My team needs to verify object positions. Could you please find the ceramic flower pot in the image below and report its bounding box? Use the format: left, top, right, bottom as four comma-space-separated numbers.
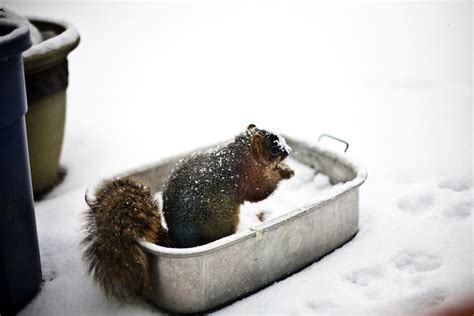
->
23, 17, 79, 197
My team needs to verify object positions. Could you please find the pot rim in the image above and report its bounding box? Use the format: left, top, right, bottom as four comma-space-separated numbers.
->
23, 16, 80, 75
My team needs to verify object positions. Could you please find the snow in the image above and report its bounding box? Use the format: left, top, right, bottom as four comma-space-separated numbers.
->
274, 133, 292, 154
2, 1, 472, 315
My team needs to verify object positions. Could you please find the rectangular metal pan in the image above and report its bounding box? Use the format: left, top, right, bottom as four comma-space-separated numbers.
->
85, 136, 367, 313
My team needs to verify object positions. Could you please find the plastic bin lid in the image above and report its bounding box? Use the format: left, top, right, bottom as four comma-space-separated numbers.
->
0, 8, 32, 61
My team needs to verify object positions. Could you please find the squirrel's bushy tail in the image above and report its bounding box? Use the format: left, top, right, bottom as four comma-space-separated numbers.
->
81, 178, 163, 300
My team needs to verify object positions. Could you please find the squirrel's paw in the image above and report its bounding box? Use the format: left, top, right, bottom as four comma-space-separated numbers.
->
276, 163, 295, 180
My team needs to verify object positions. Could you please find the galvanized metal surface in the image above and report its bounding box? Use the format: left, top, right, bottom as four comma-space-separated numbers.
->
85, 137, 367, 313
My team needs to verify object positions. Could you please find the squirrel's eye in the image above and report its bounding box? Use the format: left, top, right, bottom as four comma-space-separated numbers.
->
271, 147, 280, 155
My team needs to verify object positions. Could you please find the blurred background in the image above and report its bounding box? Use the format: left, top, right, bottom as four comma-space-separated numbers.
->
5, 1, 472, 182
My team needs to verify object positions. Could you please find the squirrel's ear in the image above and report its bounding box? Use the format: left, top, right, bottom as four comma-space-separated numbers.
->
250, 133, 262, 151
251, 133, 262, 142
250, 133, 264, 159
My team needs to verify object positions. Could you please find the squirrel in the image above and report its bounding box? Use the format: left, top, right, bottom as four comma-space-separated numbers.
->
81, 124, 294, 300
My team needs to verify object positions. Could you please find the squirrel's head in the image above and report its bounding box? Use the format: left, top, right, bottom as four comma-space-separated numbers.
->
246, 124, 292, 164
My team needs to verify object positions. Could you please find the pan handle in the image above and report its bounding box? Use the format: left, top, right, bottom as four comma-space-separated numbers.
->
318, 134, 349, 153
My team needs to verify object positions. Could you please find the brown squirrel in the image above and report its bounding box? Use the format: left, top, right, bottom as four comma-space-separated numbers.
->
81, 124, 294, 300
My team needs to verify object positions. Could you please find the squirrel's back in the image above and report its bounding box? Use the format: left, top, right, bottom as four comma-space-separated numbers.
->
163, 139, 249, 247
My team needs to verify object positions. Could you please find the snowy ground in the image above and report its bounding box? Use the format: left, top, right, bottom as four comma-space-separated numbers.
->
3, 1, 473, 315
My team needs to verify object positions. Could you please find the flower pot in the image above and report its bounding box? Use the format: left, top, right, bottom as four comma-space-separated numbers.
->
0, 9, 42, 313
23, 17, 79, 196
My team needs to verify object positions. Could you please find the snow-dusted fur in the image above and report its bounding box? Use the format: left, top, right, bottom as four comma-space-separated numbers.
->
164, 124, 293, 247
82, 179, 162, 300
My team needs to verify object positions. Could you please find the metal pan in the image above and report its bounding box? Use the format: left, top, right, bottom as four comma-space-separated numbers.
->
85, 136, 367, 313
